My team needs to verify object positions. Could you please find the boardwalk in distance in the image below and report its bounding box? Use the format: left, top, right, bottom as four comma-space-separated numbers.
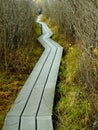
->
3, 15, 63, 130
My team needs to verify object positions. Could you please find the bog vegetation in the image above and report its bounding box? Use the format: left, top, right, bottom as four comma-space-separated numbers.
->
0, 0, 98, 130
41, 0, 98, 129
0, 0, 43, 129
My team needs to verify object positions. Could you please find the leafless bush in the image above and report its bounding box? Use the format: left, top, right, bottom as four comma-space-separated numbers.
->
42, 0, 98, 88
0, 0, 36, 71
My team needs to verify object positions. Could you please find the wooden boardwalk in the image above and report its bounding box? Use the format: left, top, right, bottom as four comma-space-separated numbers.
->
3, 15, 63, 130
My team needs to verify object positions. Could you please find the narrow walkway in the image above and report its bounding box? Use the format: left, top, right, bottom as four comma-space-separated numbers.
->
3, 15, 63, 130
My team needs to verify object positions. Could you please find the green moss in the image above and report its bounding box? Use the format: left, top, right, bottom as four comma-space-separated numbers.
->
65, 46, 79, 84
35, 23, 42, 36
55, 84, 91, 130
54, 45, 92, 129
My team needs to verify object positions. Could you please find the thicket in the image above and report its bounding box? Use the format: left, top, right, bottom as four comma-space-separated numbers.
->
0, 0, 37, 73
41, 0, 98, 129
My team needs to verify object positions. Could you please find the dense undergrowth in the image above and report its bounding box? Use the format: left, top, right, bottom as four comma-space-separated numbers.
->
42, 17, 94, 130
41, 2, 98, 129
0, 23, 43, 130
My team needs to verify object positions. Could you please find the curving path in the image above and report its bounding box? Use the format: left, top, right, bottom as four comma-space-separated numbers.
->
3, 15, 63, 130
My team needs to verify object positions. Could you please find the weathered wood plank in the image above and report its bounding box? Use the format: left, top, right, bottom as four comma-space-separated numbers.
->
22, 48, 56, 116
37, 116, 53, 130
20, 117, 35, 130
3, 117, 19, 130
37, 48, 63, 116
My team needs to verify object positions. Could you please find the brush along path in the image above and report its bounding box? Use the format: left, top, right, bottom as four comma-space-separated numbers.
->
3, 15, 63, 130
